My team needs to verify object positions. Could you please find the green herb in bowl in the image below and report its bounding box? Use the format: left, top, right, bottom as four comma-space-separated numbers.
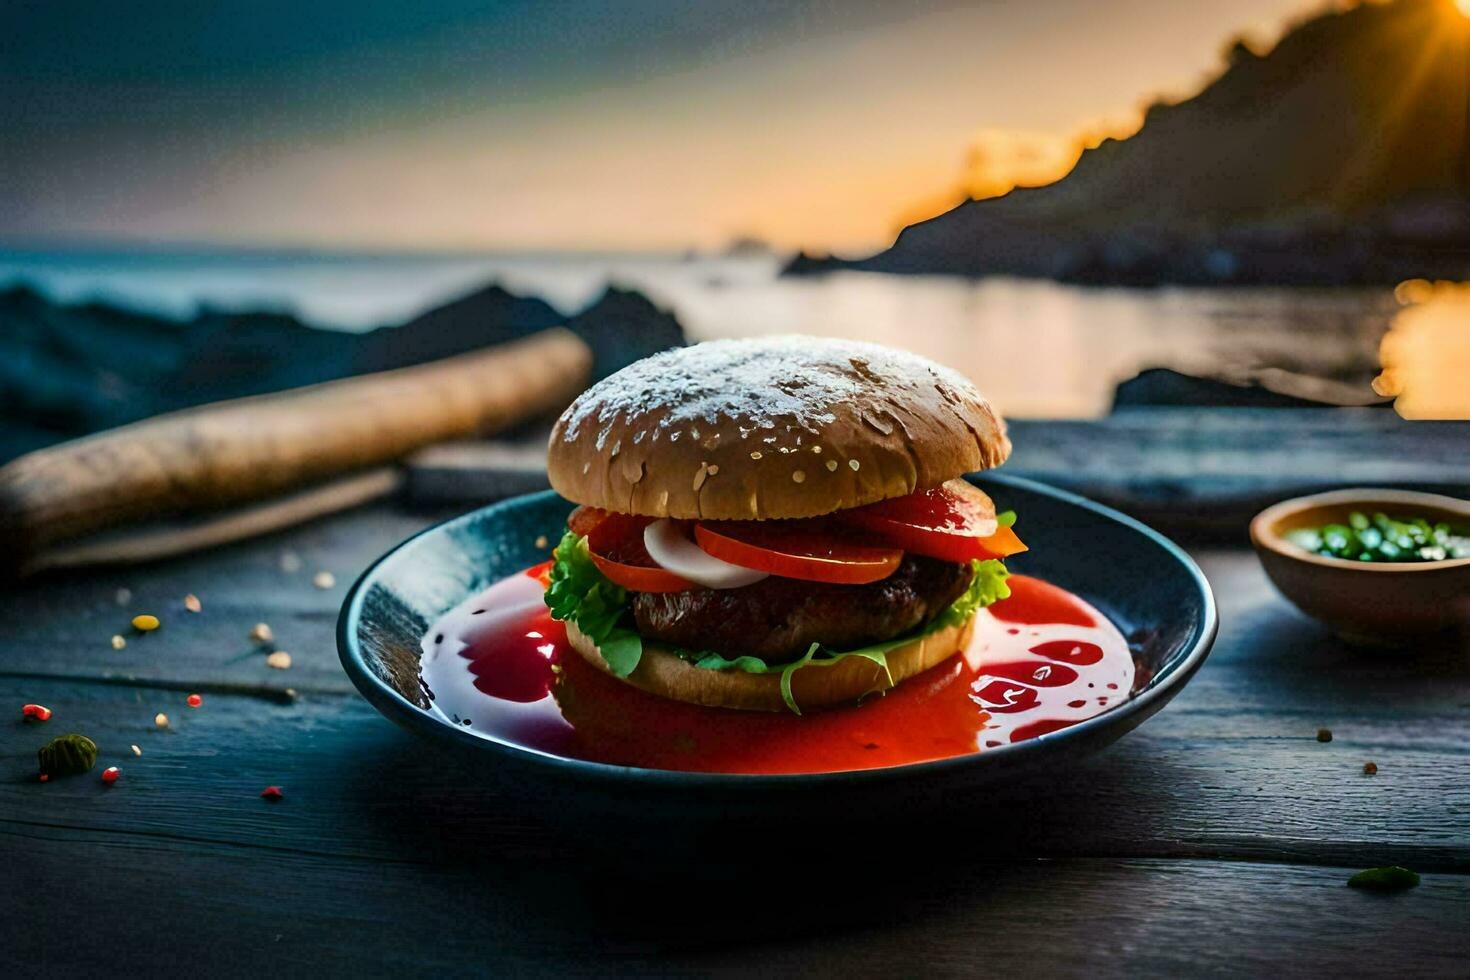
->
1287, 512, 1470, 564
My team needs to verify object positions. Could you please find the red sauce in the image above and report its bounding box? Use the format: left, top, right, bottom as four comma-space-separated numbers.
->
989, 574, 1098, 627
419, 564, 1135, 775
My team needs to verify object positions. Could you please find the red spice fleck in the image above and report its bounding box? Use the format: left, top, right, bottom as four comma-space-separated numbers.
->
38, 773, 49, 783
260, 785, 284, 801
101, 766, 121, 785
186, 693, 203, 708
22, 703, 53, 721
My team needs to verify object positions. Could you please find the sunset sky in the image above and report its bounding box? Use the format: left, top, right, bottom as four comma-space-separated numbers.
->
3, 0, 1322, 254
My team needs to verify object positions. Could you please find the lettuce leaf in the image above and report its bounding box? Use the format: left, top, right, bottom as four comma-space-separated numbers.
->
545, 531, 643, 677
543, 528, 1013, 711
692, 642, 893, 716
938, 557, 1012, 627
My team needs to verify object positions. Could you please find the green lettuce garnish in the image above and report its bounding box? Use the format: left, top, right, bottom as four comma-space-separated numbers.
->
544, 529, 1013, 713
690, 641, 894, 716
545, 531, 643, 677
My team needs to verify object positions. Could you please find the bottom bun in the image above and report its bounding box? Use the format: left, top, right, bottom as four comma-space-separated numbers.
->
564, 614, 976, 712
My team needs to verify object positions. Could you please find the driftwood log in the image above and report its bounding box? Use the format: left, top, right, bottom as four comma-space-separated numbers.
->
0, 327, 591, 577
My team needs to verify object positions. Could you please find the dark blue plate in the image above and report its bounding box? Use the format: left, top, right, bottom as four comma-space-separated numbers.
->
338, 474, 1216, 823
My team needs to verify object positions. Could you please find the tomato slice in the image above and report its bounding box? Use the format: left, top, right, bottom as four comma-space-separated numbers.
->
585, 513, 694, 593
694, 520, 903, 585
841, 479, 1027, 562
567, 505, 609, 537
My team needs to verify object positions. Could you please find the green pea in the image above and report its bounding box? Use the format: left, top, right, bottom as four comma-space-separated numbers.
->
1298, 512, 1469, 563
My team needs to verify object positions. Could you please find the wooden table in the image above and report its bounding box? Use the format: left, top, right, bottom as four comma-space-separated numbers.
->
4, 501, 1468, 975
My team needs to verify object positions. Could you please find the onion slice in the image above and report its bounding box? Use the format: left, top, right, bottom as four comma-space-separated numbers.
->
643, 519, 769, 589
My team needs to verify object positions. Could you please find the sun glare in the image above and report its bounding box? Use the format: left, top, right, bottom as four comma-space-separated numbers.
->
1374, 281, 1470, 419
1457, 0, 1470, 18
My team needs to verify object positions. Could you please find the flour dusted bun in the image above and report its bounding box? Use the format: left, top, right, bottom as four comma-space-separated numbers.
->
547, 337, 1009, 520
564, 612, 976, 713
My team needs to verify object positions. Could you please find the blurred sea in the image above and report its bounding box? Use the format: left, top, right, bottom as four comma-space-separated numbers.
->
0, 249, 1400, 418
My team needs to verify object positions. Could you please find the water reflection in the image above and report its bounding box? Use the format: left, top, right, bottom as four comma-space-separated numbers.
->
1, 251, 1409, 418
668, 272, 1398, 417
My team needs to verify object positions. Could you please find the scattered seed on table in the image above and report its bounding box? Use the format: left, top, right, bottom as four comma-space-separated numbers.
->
132, 614, 160, 632
1316, 728, 1333, 743
279, 551, 302, 573
265, 651, 292, 670
261, 785, 284, 801
183, 594, 202, 613
130, 744, 142, 757
186, 693, 203, 708
115, 587, 132, 606
312, 571, 336, 590
101, 766, 120, 785
21, 703, 52, 721
534, 534, 549, 549
111, 634, 126, 650
155, 713, 170, 728
1363, 761, 1378, 775
250, 622, 275, 645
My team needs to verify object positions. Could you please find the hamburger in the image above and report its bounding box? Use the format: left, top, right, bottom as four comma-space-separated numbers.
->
543, 336, 1025, 713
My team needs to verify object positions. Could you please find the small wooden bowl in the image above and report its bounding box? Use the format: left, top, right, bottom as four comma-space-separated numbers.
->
1251, 489, 1470, 644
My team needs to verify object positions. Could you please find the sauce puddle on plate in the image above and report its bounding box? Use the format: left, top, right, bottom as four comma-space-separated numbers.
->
419, 563, 1135, 774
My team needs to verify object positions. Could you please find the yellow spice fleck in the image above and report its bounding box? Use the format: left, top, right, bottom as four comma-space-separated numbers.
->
132, 614, 160, 632
750, 451, 762, 460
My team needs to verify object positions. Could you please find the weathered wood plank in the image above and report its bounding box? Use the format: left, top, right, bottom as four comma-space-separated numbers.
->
0, 507, 444, 695
3, 663, 1466, 872
8, 830, 1468, 975
4, 500, 1469, 973
2, 511, 1468, 871
6, 506, 1468, 706
1008, 409, 1470, 535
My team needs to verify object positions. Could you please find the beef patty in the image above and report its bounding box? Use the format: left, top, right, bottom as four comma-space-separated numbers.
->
631, 555, 972, 661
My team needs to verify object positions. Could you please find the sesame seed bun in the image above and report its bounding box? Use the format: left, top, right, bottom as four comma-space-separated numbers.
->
564, 611, 976, 712
547, 337, 1009, 520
